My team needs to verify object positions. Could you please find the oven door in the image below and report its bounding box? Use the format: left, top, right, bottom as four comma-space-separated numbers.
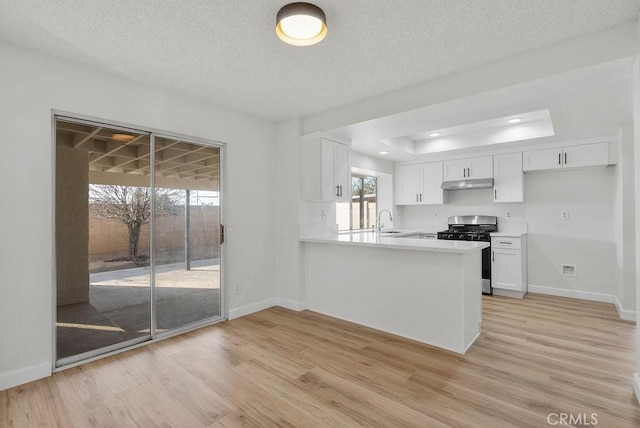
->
482, 246, 491, 294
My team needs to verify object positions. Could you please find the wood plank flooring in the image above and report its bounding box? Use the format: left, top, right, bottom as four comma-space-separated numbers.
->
2, 293, 639, 427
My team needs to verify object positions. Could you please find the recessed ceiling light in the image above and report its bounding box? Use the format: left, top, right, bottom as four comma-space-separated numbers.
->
507, 118, 523, 124
429, 132, 441, 137
379, 151, 389, 155
112, 133, 135, 141
276, 3, 327, 46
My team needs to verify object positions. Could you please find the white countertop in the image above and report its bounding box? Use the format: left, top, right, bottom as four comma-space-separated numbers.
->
490, 232, 528, 238
300, 232, 489, 254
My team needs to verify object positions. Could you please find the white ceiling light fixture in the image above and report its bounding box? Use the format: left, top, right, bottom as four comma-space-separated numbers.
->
379, 151, 389, 155
429, 132, 441, 137
507, 118, 523, 124
276, 2, 327, 46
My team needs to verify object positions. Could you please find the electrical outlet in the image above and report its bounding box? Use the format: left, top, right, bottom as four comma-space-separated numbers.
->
560, 211, 569, 220
506, 211, 512, 218
233, 283, 240, 295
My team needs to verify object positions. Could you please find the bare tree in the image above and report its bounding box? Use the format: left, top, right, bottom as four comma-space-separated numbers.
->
89, 185, 182, 262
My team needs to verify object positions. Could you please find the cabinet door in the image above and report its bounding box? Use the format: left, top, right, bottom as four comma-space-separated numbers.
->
420, 162, 444, 204
320, 139, 338, 201
467, 156, 493, 179
443, 158, 467, 181
522, 148, 562, 172
395, 164, 422, 205
334, 143, 351, 202
492, 249, 522, 291
493, 153, 523, 203
563, 142, 608, 168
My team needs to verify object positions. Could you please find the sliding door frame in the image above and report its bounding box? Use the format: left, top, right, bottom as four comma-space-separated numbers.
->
52, 110, 227, 370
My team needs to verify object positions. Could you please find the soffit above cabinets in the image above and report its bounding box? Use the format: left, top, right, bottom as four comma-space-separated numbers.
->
318, 58, 632, 161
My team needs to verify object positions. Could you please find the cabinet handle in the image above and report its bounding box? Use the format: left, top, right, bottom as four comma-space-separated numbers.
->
494, 189, 497, 199
498, 241, 512, 245
558, 153, 561, 165
416, 193, 419, 202
463, 168, 466, 178
492, 251, 495, 262
420, 193, 423, 202
336, 185, 340, 197
564, 153, 567, 165
339, 185, 343, 197
467, 167, 470, 177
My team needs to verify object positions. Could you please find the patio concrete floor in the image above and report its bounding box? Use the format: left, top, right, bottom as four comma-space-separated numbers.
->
57, 259, 221, 360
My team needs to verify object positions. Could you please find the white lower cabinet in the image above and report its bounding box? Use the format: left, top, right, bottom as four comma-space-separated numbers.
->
491, 236, 527, 298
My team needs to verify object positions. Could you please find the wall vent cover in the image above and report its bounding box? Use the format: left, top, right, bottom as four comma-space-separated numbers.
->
561, 264, 576, 277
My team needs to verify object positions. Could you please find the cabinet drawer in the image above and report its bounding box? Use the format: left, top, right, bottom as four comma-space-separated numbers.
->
491, 237, 521, 249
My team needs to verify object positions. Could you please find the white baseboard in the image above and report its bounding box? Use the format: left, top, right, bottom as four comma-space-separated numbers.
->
228, 298, 276, 320
614, 295, 637, 321
634, 373, 640, 405
528, 284, 636, 321
528, 284, 615, 303
275, 298, 306, 312
0, 362, 51, 392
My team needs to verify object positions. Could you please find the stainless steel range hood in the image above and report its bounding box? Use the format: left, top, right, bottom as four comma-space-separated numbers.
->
441, 178, 494, 190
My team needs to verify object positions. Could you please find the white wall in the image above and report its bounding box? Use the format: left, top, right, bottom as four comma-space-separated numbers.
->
614, 125, 636, 316
397, 167, 618, 298
275, 119, 305, 309
0, 40, 277, 390
632, 52, 640, 397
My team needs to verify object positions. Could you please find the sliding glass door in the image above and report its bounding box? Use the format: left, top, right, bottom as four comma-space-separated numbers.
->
153, 136, 222, 333
55, 116, 223, 366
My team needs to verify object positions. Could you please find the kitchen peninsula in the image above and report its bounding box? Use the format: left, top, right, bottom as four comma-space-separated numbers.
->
300, 233, 488, 354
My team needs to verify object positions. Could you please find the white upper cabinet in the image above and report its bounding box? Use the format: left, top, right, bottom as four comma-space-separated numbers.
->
302, 138, 351, 202
334, 143, 351, 202
421, 162, 444, 204
522, 147, 562, 171
523, 142, 609, 172
562, 143, 609, 169
395, 162, 444, 205
493, 153, 523, 203
443, 156, 493, 181
396, 164, 422, 205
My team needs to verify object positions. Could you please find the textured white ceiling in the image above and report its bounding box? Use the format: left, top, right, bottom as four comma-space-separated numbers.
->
0, 1, 638, 121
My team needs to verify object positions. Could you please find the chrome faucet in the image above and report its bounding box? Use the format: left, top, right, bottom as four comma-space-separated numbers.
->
376, 209, 393, 231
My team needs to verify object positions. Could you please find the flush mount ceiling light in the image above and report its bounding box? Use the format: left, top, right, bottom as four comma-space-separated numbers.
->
429, 132, 441, 137
112, 133, 135, 141
379, 151, 389, 155
276, 2, 327, 46
507, 118, 523, 124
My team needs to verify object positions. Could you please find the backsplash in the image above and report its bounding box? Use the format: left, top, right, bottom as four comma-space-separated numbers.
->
299, 201, 337, 237
395, 188, 527, 233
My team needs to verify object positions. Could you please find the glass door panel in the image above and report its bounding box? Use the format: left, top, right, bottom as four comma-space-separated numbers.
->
153, 136, 221, 332
55, 118, 151, 364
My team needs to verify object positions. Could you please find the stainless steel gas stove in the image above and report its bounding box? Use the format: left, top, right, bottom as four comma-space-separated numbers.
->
437, 215, 497, 295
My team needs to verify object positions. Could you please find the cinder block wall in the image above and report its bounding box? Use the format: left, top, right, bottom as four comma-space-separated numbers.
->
89, 206, 220, 263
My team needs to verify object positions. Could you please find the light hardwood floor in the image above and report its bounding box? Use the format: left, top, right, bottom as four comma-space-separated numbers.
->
2, 293, 639, 427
